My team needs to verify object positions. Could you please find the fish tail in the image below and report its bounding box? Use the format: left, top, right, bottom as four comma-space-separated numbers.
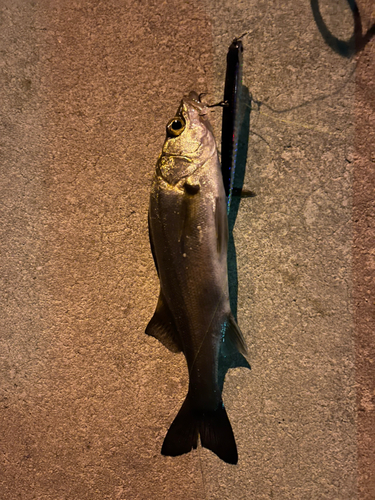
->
198, 401, 238, 465
161, 396, 199, 458
161, 395, 238, 465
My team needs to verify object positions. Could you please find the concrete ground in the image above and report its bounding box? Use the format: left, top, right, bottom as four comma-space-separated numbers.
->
1, 0, 374, 499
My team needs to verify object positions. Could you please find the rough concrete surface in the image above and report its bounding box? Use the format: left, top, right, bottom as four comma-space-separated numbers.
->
0, 0, 374, 499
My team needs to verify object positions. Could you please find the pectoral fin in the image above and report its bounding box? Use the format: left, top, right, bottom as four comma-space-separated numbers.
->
146, 290, 183, 353
179, 177, 201, 254
183, 177, 200, 195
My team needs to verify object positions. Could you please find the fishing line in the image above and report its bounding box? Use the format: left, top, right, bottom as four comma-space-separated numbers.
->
257, 109, 337, 136
197, 443, 208, 500
251, 62, 356, 115
187, 287, 226, 377
245, 93, 345, 137
243, 1, 270, 39
218, 1, 270, 42
244, 58, 356, 137
225, 4, 357, 140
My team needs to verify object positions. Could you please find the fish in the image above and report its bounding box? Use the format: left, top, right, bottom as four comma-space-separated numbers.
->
221, 36, 245, 212
146, 91, 247, 464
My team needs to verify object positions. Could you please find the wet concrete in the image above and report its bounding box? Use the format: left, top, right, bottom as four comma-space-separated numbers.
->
0, 0, 373, 498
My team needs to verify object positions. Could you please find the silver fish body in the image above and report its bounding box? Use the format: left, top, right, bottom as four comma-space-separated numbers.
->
147, 91, 247, 464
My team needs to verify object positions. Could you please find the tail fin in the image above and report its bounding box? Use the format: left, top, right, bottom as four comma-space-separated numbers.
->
161, 395, 238, 464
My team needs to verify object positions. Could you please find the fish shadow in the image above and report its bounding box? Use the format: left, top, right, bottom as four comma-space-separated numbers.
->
218, 85, 252, 389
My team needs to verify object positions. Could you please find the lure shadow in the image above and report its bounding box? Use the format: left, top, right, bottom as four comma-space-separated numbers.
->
218, 86, 253, 390
227, 85, 252, 321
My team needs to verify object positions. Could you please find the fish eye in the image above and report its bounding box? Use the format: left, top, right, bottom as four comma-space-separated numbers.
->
166, 117, 186, 137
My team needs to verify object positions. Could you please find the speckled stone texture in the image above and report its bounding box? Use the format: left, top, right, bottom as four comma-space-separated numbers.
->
353, 1, 375, 496
0, 0, 373, 499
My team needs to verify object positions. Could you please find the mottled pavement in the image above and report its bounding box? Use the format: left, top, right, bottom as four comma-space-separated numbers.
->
1, 1, 374, 499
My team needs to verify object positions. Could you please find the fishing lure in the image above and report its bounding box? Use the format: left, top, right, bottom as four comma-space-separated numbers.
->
221, 34, 246, 212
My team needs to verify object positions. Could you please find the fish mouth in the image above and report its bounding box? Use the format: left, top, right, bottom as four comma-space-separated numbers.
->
183, 91, 206, 113
161, 153, 193, 161
170, 91, 209, 124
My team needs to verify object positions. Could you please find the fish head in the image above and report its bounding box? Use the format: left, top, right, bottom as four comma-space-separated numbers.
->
157, 91, 217, 185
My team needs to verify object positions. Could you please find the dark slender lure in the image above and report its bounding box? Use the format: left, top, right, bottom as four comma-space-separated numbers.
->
221, 34, 246, 213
